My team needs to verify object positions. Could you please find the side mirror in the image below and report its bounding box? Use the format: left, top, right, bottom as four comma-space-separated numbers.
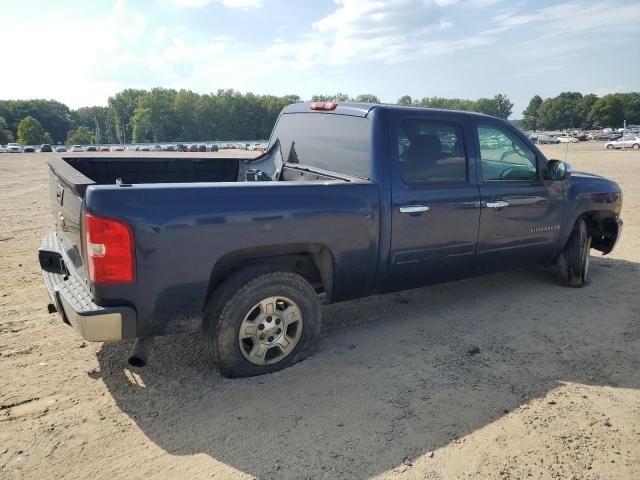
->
546, 159, 572, 181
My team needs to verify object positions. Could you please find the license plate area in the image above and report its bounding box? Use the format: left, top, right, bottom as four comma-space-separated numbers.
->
39, 249, 67, 275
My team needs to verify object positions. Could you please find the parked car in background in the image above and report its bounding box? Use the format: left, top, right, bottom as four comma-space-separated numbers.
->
139, 146, 150, 151
187, 144, 198, 152
162, 145, 177, 152
537, 134, 560, 144
176, 143, 187, 152
197, 144, 207, 152
23, 146, 36, 152
40, 144, 53, 152
152, 145, 162, 151
70, 145, 84, 152
99, 146, 110, 152
0, 145, 6, 153
85, 146, 98, 152
111, 145, 125, 152
605, 136, 640, 150
209, 144, 219, 152
55, 146, 68, 153
6, 143, 22, 153
557, 135, 578, 143
573, 132, 588, 141
595, 133, 622, 141
126, 146, 138, 151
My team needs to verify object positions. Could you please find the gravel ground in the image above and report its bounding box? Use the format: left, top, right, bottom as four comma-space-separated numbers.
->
1, 144, 639, 479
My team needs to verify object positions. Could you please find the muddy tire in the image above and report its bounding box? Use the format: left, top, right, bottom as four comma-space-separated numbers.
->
203, 264, 321, 378
556, 219, 591, 287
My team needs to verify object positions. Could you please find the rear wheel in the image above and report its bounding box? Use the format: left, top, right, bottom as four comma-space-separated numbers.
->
606, 144, 614, 150
203, 265, 321, 378
556, 219, 591, 287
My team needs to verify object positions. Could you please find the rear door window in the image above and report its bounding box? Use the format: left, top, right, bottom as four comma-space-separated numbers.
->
397, 118, 467, 185
269, 113, 370, 179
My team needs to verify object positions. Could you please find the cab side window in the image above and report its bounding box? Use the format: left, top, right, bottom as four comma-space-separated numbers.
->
478, 124, 538, 181
398, 119, 467, 185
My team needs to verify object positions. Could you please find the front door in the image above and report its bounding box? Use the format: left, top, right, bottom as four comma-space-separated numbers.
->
474, 122, 564, 273
384, 114, 481, 292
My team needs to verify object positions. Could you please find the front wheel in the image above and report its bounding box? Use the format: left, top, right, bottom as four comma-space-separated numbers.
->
633, 143, 639, 150
203, 265, 321, 378
556, 219, 591, 287
606, 144, 614, 150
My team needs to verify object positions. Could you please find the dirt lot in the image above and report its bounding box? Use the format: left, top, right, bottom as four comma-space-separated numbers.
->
1, 144, 639, 479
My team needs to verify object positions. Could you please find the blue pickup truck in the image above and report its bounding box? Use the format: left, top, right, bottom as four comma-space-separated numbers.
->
39, 102, 623, 377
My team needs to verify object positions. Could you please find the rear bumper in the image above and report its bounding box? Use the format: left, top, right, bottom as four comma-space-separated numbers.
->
39, 232, 136, 341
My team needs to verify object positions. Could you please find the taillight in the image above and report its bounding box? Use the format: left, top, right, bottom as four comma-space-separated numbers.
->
83, 213, 135, 284
310, 102, 338, 111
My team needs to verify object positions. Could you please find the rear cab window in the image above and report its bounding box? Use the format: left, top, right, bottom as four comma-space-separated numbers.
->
268, 113, 371, 179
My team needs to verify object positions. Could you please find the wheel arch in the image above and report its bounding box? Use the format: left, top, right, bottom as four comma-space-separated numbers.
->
564, 210, 621, 255
204, 243, 335, 308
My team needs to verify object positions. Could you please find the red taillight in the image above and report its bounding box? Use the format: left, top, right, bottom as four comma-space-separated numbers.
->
83, 213, 135, 284
310, 102, 338, 111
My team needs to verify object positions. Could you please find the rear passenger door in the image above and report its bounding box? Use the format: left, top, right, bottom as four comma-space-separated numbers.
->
474, 122, 564, 273
384, 112, 481, 292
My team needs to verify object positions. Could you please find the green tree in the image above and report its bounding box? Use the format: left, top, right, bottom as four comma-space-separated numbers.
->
108, 89, 147, 143
17, 116, 51, 144
589, 95, 625, 128
492, 94, 513, 119
521, 95, 543, 130
66, 126, 93, 145
355, 94, 380, 103
132, 107, 153, 143
0, 116, 13, 143
0, 100, 72, 143
397, 95, 413, 106
576, 94, 598, 129
73, 106, 109, 144
537, 92, 583, 130
620, 92, 640, 124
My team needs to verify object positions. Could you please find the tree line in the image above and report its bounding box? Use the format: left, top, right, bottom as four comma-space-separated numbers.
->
1, 88, 636, 146
0, 90, 514, 145
521, 92, 640, 131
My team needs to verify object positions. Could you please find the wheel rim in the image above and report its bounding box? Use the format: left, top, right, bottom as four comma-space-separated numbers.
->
238, 296, 303, 365
634, 144, 639, 150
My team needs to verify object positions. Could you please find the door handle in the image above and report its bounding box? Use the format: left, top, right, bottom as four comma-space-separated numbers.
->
485, 200, 510, 209
399, 204, 430, 214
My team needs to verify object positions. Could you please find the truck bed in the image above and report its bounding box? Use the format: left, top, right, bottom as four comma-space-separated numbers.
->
60, 156, 241, 186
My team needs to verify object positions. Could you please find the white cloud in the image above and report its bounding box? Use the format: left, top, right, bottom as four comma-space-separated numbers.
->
265, 0, 459, 67
172, 0, 263, 8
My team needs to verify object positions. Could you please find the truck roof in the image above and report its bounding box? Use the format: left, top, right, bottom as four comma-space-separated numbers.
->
282, 102, 496, 120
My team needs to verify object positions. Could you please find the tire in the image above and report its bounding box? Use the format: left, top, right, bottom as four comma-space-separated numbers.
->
556, 219, 592, 287
633, 143, 639, 150
606, 144, 614, 150
203, 264, 321, 378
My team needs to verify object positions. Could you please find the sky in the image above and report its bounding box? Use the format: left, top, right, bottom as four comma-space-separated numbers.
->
1, 0, 639, 117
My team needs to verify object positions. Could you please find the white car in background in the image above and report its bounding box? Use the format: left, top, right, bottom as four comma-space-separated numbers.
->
605, 136, 640, 150
70, 145, 84, 152
6, 142, 22, 152
556, 135, 578, 143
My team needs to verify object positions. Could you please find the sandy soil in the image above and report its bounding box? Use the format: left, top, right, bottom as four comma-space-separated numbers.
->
1, 144, 639, 479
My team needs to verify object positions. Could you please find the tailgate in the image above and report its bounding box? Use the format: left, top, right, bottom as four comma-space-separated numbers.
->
47, 157, 94, 283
